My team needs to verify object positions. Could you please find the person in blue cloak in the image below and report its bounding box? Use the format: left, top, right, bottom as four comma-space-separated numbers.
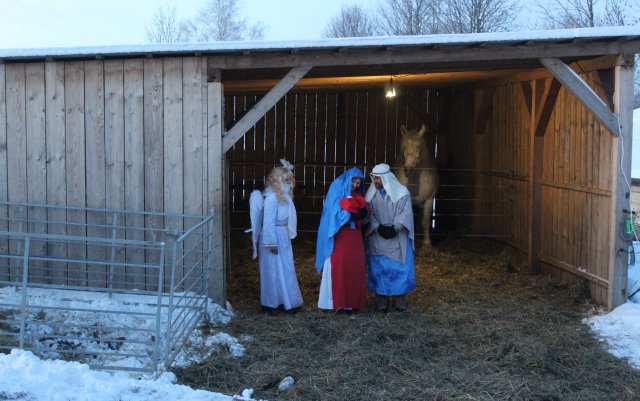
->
315, 167, 368, 312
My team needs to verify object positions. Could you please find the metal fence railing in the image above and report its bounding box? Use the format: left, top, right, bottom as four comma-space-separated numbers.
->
0, 202, 214, 375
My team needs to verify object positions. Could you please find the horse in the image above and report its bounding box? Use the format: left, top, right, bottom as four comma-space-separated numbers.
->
394, 124, 439, 247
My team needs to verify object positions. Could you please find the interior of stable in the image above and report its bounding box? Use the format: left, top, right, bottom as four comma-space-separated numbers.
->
215, 47, 632, 302
220, 53, 623, 305
224, 64, 527, 238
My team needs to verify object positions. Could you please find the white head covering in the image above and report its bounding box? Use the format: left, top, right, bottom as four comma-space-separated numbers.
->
365, 163, 410, 203
280, 158, 294, 171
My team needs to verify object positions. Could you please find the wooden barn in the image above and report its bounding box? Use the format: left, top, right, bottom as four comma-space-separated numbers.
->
0, 26, 639, 310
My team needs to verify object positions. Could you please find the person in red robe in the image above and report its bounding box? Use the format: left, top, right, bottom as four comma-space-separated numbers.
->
315, 168, 368, 312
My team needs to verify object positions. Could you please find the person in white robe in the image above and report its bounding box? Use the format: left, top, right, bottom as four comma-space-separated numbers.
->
364, 163, 416, 312
258, 163, 303, 313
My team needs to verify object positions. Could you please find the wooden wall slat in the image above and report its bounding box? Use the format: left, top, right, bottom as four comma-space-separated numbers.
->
163, 57, 184, 287
105, 59, 126, 287
123, 59, 145, 290
182, 57, 205, 292
183, 57, 204, 215
85, 60, 107, 287
0, 63, 7, 279
294, 92, 306, 186
360, 92, 370, 170
163, 58, 184, 213
324, 93, 336, 181
6, 64, 27, 283
45, 61, 67, 284
105, 60, 125, 211
345, 92, 357, 165
252, 94, 265, 188
64, 61, 87, 286
6, 64, 27, 205
143, 58, 164, 291
334, 93, 345, 173
25, 63, 47, 282
225, 95, 238, 212
300, 93, 313, 204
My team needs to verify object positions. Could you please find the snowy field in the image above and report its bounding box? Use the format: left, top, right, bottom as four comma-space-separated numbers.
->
0, 260, 639, 400
0, 288, 262, 401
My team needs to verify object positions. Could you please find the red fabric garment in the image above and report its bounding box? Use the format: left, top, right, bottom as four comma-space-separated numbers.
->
330, 223, 367, 311
339, 194, 367, 213
339, 193, 367, 230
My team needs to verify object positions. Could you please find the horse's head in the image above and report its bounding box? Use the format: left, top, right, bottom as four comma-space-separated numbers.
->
399, 124, 426, 176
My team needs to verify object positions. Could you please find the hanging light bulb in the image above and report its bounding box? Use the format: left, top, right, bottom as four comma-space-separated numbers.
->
385, 77, 397, 98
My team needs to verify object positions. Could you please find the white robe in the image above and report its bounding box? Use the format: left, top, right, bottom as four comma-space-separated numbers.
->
259, 190, 303, 310
365, 190, 414, 264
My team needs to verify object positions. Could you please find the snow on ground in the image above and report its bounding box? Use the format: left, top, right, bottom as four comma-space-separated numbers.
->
0, 286, 237, 372
0, 287, 263, 401
1, 255, 639, 401
584, 242, 640, 369
0, 349, 260, 401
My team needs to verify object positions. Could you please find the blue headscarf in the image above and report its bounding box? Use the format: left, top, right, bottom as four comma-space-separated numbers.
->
315, 167, 365, 271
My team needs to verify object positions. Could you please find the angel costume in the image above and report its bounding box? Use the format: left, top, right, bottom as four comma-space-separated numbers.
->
364, 163, 416, 310
256, 179, 303, 311
315, 168, 368, 311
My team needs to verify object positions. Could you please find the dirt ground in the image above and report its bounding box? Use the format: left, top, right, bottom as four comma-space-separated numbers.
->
174, 233, 640, 401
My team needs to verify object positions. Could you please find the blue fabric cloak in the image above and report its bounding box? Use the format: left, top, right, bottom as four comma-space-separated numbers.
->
314, 168, 365, 272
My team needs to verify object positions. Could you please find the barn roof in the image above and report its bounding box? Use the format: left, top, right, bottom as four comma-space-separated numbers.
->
1, 26, 639, 92
0, 26, 638, 60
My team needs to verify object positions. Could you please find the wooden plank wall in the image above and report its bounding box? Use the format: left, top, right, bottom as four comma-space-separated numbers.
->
463, 73, 616, 305
482, 84, 531, 250
0, 57, 208, 291
539, 73, 614, 304
225, 89, 429, 233
225, 88, 429, 232
0, 63, 7, 281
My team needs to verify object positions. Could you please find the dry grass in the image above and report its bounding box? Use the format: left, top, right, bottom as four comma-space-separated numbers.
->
174, 234, 640, 401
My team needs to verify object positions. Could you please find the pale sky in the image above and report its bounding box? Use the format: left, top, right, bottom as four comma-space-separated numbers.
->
0, 0, 384, 49
0, 0, 551, 50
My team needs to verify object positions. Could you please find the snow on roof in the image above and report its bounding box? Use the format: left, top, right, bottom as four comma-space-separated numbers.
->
1, 26, 639, 60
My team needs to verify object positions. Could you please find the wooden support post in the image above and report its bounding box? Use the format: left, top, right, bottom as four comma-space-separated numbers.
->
207, 80, 226, 306
520, 81, 532, 117
528, 79, 554, 274
608, 54, 635, 310
474, 87, 496, 135
533, 78, 561, 138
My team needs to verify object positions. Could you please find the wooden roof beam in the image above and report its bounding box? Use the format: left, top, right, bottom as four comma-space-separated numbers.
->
208, 40, 640, 70
540, 57, 620, 136
222, 66, 311, 152
534, 77, 561, 137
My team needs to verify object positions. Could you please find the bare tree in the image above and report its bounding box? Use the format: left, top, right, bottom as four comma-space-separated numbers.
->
376, 0, 442, 35
601, 0, 640, 26
146, 5, 181, 43
146, 0, 266, 43
439, 0, 522, 33
324, 4, 378, 38
540, 0, 596, 28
